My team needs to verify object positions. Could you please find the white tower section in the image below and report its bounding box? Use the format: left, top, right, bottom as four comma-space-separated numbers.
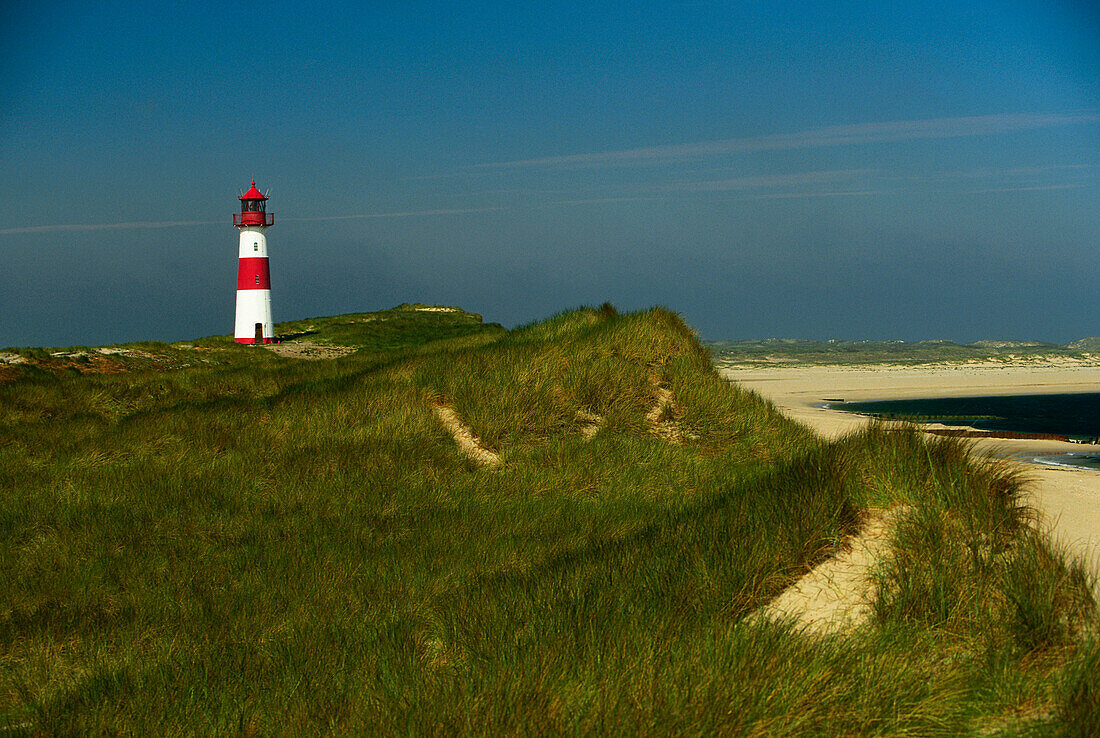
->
234, 226, 273, 343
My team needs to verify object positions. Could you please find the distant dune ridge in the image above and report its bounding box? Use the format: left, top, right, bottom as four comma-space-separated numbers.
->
708, 336, 1100, 365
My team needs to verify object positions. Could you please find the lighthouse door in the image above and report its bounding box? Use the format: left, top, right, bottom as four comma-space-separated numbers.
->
254, 323, 264, 345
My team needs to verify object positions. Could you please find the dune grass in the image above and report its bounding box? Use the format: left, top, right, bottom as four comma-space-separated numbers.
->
0, 305, 1096, 734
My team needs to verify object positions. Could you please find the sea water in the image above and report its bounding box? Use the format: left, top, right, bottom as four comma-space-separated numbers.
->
827, 393, 1100, 439
828, 393, 1100, 471
1028, 453, 1100, 471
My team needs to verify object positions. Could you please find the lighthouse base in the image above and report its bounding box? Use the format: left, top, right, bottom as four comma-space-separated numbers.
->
234, 289, 274, 345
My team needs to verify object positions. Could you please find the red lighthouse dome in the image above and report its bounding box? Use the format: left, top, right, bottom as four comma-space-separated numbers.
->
234, 180, 273, 226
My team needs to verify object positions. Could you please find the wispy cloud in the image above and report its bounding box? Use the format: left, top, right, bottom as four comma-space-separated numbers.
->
284, 206, 503, 221
656, 169, 873, 193
0, 219, 219, 235
539, 196, 661, 207
962, 184, 1085, 194
900, 163, 1095, 182
514, 171, 879, 207
473, 112, 1100, 170
0, 207, 503, 236
750, 190, 880, 200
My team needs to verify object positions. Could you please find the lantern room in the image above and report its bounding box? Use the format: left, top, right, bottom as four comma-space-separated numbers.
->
233, 180, 274, 226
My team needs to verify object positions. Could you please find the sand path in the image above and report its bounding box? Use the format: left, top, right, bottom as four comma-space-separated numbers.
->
432, 404, 502, 468
754, 508, 903, 633
265, 341, 356, 360
721, 362, 1100, 589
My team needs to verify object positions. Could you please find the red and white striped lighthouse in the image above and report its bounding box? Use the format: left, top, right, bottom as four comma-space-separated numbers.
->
233, 180, 274, 344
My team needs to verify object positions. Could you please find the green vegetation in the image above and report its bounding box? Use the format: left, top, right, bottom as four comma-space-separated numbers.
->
226, 303, 504, 353
1, 306, 1096, 734
708, 337, 1100, 366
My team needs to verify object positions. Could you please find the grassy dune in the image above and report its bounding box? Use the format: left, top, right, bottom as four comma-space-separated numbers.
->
1, 305, 1097, 734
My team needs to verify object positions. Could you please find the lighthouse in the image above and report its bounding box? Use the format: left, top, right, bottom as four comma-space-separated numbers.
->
233, 180, 274, 344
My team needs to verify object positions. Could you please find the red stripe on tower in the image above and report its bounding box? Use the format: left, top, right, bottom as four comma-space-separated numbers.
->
237, 257, 271, 290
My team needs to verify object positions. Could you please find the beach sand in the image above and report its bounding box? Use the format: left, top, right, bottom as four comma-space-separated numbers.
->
720, 361, 1100, 589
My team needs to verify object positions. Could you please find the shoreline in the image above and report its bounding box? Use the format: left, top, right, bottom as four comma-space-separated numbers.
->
719, 361, 1100, 589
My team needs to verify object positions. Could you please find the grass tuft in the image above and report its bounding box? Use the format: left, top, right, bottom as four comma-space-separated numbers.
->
1056, 637, 1100, 736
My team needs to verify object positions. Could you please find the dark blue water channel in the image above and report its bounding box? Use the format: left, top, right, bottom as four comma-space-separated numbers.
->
828, 392, 1100, 470
827, 392, 1100, 440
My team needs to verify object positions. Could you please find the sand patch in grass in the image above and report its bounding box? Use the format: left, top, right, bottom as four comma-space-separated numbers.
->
755, 507, 905, 634
432, 403, 502, 468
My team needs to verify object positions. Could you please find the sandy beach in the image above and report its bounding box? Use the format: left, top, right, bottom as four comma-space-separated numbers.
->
720, 361, 1100, 587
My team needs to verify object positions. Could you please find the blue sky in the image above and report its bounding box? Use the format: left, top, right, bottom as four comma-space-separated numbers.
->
1, 1, 1098, 346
